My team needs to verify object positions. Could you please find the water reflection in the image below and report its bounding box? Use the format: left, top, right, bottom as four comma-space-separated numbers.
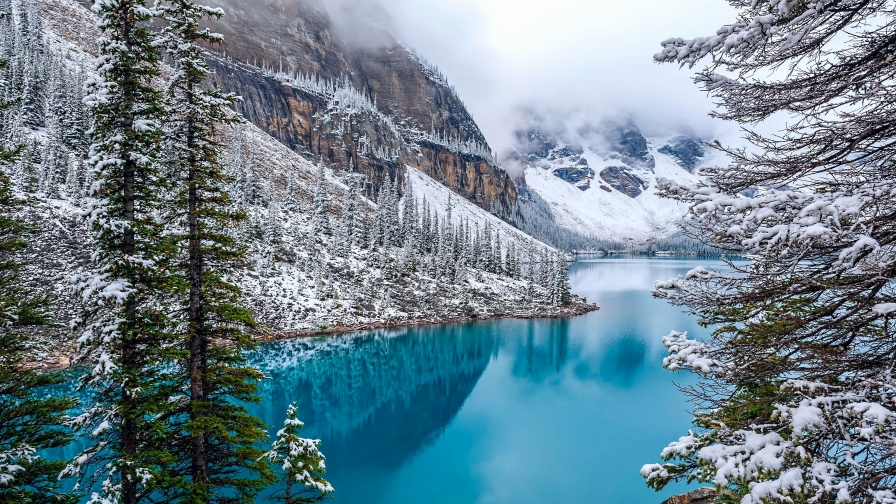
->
242, 257, 727, 503
53, 257, 726, 503
511, 318, 570, 382
248, 325, 495, 474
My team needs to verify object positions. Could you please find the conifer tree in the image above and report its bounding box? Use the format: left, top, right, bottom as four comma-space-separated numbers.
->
642, 3, 896, 501
69, 1, 181, 502
0, 48, 78, 503
310, 164, 330, 240
157, 0, 274, 501
554, 253, 570, 306
262, 403, 333, 504
400, 177, 417, 243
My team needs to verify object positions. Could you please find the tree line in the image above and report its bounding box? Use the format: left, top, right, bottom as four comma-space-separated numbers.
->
0, 0, 574, 503
0, 0, 330, 502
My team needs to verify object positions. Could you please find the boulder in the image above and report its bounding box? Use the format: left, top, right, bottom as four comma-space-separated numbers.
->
661, 488, 717, 504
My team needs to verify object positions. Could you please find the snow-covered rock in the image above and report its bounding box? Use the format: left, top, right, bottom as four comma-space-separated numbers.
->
510, 117, 719, 244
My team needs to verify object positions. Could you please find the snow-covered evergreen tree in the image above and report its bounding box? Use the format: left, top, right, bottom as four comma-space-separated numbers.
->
0, 43, 77, 503
158, 0, 274, 499
67, 1, 181, 501
310, 164, 331, 239
262, 403, 333, 504
641, 3, 896, 502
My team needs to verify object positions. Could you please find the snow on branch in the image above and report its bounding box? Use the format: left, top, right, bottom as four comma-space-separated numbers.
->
662, 331, 722, 374
654, 0, 836, 68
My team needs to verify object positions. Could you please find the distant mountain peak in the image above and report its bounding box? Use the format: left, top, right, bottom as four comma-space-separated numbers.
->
658, 136, 706, 173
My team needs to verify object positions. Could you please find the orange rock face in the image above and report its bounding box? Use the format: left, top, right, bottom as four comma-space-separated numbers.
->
200, 0, 518, 215
661, 488, 717, 504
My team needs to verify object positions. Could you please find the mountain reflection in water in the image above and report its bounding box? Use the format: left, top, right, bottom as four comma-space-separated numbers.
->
50, 257, 726, 503
247, 257, 727, 504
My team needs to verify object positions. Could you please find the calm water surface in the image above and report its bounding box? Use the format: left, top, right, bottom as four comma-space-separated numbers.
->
248, 257, 723, 504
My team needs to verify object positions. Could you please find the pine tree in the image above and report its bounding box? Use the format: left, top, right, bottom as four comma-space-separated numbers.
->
0, 48, 78, 503
337, 177, 359, 255
554, 253, 570, 306
400, 176, 417, 244
69, 2, 182, 502
19, 65, 44, 129
262, 403, 333, 504
642, 3, 896, 501
385, 179, 401, 247
158, 0, 274, 501
310, 164, 330, 240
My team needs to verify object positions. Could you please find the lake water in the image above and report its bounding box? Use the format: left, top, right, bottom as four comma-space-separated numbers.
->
248, 257, 719, 504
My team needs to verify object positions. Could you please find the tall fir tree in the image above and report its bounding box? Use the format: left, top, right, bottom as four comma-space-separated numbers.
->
157, 0, 274, 501
309, 164, 330, 240
68, 1, 182, 502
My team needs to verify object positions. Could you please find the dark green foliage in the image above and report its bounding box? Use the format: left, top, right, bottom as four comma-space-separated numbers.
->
0, 330, 79, 504
158, 0, 274, 501
70, 1, 183, 502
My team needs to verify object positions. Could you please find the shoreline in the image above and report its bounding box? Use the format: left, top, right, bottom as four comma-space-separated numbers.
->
263, 298, 600, 342
35, 297, 599, 369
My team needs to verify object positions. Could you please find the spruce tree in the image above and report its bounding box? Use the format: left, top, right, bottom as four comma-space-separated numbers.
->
262, 403, 333, 504
310, 164, 330, 240
0, 49, 78, 503
157, 0, 273, 501
555, 253, 570, 306
69, 1, 181, 502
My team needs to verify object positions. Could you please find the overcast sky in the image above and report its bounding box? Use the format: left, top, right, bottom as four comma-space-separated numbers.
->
360, 0, 738, 150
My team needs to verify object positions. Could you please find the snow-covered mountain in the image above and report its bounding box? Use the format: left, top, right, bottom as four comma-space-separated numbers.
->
510, 115, 720, 247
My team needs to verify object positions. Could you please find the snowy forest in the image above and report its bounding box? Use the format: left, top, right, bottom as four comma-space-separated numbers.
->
0, 0, 588, 502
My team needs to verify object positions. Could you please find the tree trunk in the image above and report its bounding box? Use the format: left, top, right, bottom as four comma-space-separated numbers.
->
185, 81, 209, 499
120, 8, 138, 500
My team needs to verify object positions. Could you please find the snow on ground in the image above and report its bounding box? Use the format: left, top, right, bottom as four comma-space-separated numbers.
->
11, 0, 595, 367
524, 145, 715, 243
407, 167, 550, 251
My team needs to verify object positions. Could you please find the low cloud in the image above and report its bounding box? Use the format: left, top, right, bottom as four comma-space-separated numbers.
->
319, 0, 742, 151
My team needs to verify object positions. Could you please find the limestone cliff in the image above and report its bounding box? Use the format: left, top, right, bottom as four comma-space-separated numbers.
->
199, 0, 518, 215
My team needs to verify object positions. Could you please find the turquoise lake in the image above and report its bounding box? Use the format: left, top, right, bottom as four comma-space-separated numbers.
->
247, 257, 720, 504
50, 257, 723, 503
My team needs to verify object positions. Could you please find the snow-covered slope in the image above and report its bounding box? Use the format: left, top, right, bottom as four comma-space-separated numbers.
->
511, 119, 720, 245
522, 144, 704, 243
1, 0, 596, 364
407, 167, 539, 250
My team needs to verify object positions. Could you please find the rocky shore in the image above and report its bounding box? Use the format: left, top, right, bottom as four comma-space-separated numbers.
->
661, 488, 717, 504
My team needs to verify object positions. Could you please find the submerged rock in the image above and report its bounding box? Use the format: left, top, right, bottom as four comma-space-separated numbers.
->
661, 488, 717, 504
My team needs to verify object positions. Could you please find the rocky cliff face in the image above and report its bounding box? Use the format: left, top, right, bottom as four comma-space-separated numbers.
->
511, 128, 594, 190
599, 166, 647, 198
659, 136, 706, 173
198, 0, 517, 215
608, 126, 656, 169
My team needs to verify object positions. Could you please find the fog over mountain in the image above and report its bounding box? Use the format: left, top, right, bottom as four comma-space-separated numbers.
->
319, 0, 739, 152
